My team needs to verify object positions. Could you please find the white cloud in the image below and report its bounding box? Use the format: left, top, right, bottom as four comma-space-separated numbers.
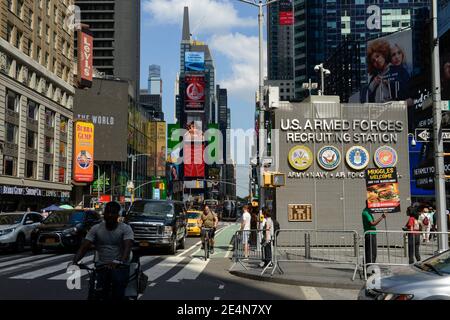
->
210, 33, 267, 103
143, 0, 255, 34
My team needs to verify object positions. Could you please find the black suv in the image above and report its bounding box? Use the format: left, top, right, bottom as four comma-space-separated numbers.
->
124, 200, 187, 254
31, 210, 102, 254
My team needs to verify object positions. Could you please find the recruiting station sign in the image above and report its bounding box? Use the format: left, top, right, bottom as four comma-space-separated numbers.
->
185, 75, 206, 111
77, 28, 94, 89
365, 167, 400, 214
73, 121, 95, 182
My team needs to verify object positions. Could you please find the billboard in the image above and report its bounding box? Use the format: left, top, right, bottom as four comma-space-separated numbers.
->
185, 75, 206, 111
74, 79, 129, 162
363, 29, 413, 104
279, 0, 293, 26
73, 121, 94, 183
77, 28, 94, 89
185, 52, 205, 72
156, 122, 166, 177
365, 167, 401, 214
167, 123, 182, 164
184, 143, 205, 178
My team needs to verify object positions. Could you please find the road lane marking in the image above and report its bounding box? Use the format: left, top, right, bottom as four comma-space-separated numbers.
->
167, 257, 209, 282
149, 282, 156, 287
143, 256, 185, 282
219, 285, 225, 290
0, 254, 74, 276
0, 254, 55, 268
214, 297, 220, 300
10, 256, 92, 280
0, 254, 27, 262
299, 286, 323, 300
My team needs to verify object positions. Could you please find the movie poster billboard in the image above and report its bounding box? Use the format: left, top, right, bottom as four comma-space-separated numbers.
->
73, 121, 94, 182
185, 52, 205, 72
365, 167, 401, 214
185, 75, 206, 111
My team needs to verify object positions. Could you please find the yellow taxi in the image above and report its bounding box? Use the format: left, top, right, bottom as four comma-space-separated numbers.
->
186, 210, 203, 237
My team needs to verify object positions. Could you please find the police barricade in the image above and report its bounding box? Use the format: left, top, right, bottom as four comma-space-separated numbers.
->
363, 230, 450, 280
272, 229, 361, 280
232, 229, 264, 270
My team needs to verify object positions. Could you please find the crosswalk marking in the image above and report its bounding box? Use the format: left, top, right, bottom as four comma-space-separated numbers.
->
0, 254, 26, 262
0, 254, 54, 268
10, 256, 92, 280
167, 257, 209, 282
0, 254, 72, 276
143, 256, 185, 282
300, 286, 323, 300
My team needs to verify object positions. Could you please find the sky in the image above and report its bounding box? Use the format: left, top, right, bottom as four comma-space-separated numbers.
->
140, 0, 268, 197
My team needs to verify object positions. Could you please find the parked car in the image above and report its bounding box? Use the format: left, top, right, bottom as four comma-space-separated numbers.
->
186, 210, 202, 237
358, 249, 450, 300
0, 212, 43, 252
125, 200, 187, 254
31, 210, 102, 254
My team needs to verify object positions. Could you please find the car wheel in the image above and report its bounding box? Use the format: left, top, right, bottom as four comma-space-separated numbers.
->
179, 232, 186, 250
15, 234, 25, 253
31, 241, 42, 255
168, 237, 177, 255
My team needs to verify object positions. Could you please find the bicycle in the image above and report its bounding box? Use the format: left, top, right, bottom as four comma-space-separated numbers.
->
201, 227, 214, 261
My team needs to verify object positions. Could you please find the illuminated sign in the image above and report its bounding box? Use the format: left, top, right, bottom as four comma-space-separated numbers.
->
73, 121, 94, 182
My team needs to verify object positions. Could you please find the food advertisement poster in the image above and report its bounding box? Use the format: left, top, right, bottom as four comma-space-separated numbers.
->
73, 121, 94, 182
365, 167, 400, 214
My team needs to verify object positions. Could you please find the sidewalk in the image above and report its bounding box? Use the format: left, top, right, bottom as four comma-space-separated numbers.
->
229, 259, 366, 290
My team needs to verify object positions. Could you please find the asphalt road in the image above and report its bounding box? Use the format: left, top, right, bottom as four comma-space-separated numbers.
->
0, 222, 358, 300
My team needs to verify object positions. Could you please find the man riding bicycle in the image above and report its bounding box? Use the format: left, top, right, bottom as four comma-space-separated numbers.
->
199, 205, 218, 254
71, 201, 134, 300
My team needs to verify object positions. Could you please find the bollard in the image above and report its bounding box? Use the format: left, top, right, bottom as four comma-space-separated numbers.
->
403, 234, 408, 258
305, 233, 311, 260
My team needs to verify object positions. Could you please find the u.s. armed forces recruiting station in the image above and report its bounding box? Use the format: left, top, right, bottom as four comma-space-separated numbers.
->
281, 119, 404, 144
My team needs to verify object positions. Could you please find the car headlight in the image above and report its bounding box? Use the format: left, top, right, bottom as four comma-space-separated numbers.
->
62, 227, 77, 236
0, 228, 15, 236
378, 293, 414, 300
164, 226, 173, 236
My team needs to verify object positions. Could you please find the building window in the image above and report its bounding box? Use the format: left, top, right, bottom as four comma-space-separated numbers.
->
54, 6, 58, 24
36, 46, 42, 63
6, 23, 14, 43
53, 32, 58, 49
58, 167, 65, 183
16, 0, 24, 18
46, 25, 50, 43
45, 109, 55, 127
6, 89, 20, 112
25, 160, 36, 179
3, 156, 17, 176
46, 0, 51, 16
38, 18, 42, 37
45, 52, 49, 68
60, 116, 68, 132
43, 164, 52, 181
28, 100, 38, 120
45, 136, 54, 153
7, 0, 13, 11
27, 9, 33, 28
15, 30, 23, 49
27, 130, 37, 149
59, 142, 66, 158
6, 123, 18, 144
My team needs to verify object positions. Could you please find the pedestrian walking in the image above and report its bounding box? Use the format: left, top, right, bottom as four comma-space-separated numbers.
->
259, 209, 274, 268
240, 205, 252, 258
419, 207, 432, 243
249, 208, 258, 247
406, 208, 422, 264
362, 201, 386, 265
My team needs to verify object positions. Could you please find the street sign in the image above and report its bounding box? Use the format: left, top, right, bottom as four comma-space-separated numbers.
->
416, 128, 431, 143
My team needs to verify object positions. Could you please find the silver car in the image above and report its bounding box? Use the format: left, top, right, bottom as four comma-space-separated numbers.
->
359, 250, 450, 300
0, 212, 43, 252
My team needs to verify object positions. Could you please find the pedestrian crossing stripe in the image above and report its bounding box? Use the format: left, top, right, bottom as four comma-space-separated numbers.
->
0, 254, 72, 276
167, 257, 209, 282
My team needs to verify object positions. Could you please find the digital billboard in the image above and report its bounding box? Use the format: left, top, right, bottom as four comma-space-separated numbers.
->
73, 121, 94, 183
185, 52, 205, 72
279, 0, 293, 26
184, 75, 206, 111
184, 143, 205, 178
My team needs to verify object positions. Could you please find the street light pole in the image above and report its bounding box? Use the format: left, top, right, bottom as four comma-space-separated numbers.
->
431, 0, 448, 251
237, 0, 280, 211
93, 163, 100, 203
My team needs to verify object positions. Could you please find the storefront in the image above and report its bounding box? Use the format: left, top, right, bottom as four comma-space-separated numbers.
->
273, 99, 411, 233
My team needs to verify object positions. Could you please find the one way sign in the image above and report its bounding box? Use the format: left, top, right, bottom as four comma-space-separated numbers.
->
416, 128, 431, 142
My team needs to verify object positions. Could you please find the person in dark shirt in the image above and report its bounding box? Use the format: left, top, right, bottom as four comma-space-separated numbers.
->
362, 201, 386, 265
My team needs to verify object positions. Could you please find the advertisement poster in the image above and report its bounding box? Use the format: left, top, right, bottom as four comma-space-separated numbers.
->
185, 52, 205, 72
156, 122, 167, 177
184, 143, 205, 178
185, 75, 206, 111
279, 0, 293, 25
77, 28, 94, 89
73, 121, 94, 182
365, 167, 401, 214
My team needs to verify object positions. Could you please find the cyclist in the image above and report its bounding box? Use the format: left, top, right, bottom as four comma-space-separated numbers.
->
71, 201, 134, 300
200, 205, 218, 254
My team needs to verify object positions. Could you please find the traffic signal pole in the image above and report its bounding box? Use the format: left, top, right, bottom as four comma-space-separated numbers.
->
431, 0, 449, 251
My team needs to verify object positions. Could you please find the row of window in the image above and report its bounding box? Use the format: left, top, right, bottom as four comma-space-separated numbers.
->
3, 156, 65, 183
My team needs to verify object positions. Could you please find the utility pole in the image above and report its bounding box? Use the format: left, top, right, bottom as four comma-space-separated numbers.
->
431, 0, 449, 251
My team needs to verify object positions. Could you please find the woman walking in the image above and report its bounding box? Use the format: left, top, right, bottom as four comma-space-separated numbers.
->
407, 209, 422, 264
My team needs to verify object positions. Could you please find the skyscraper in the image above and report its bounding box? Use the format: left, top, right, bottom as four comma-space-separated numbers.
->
75, 0, 141, 93
148, 64, 162, 95
267, 0, 294, 101
293, 0, 430, 100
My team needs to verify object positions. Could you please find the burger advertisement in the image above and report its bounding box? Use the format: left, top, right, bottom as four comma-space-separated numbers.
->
365, 167, 400, 214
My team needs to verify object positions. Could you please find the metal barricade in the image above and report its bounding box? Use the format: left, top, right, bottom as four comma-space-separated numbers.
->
363, 230, 450, 279
272, 229, 361, 280
232, 229, 264, 270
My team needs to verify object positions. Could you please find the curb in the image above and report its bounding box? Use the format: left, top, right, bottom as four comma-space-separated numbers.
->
229, 270, 366, 290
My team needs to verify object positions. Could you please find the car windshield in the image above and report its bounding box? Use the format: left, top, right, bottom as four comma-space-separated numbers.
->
187, 212, 201, 219
419, 250, 450, 275
129, 201, 173, 217
43, 211, 85, 225
0, 214, 23, 225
